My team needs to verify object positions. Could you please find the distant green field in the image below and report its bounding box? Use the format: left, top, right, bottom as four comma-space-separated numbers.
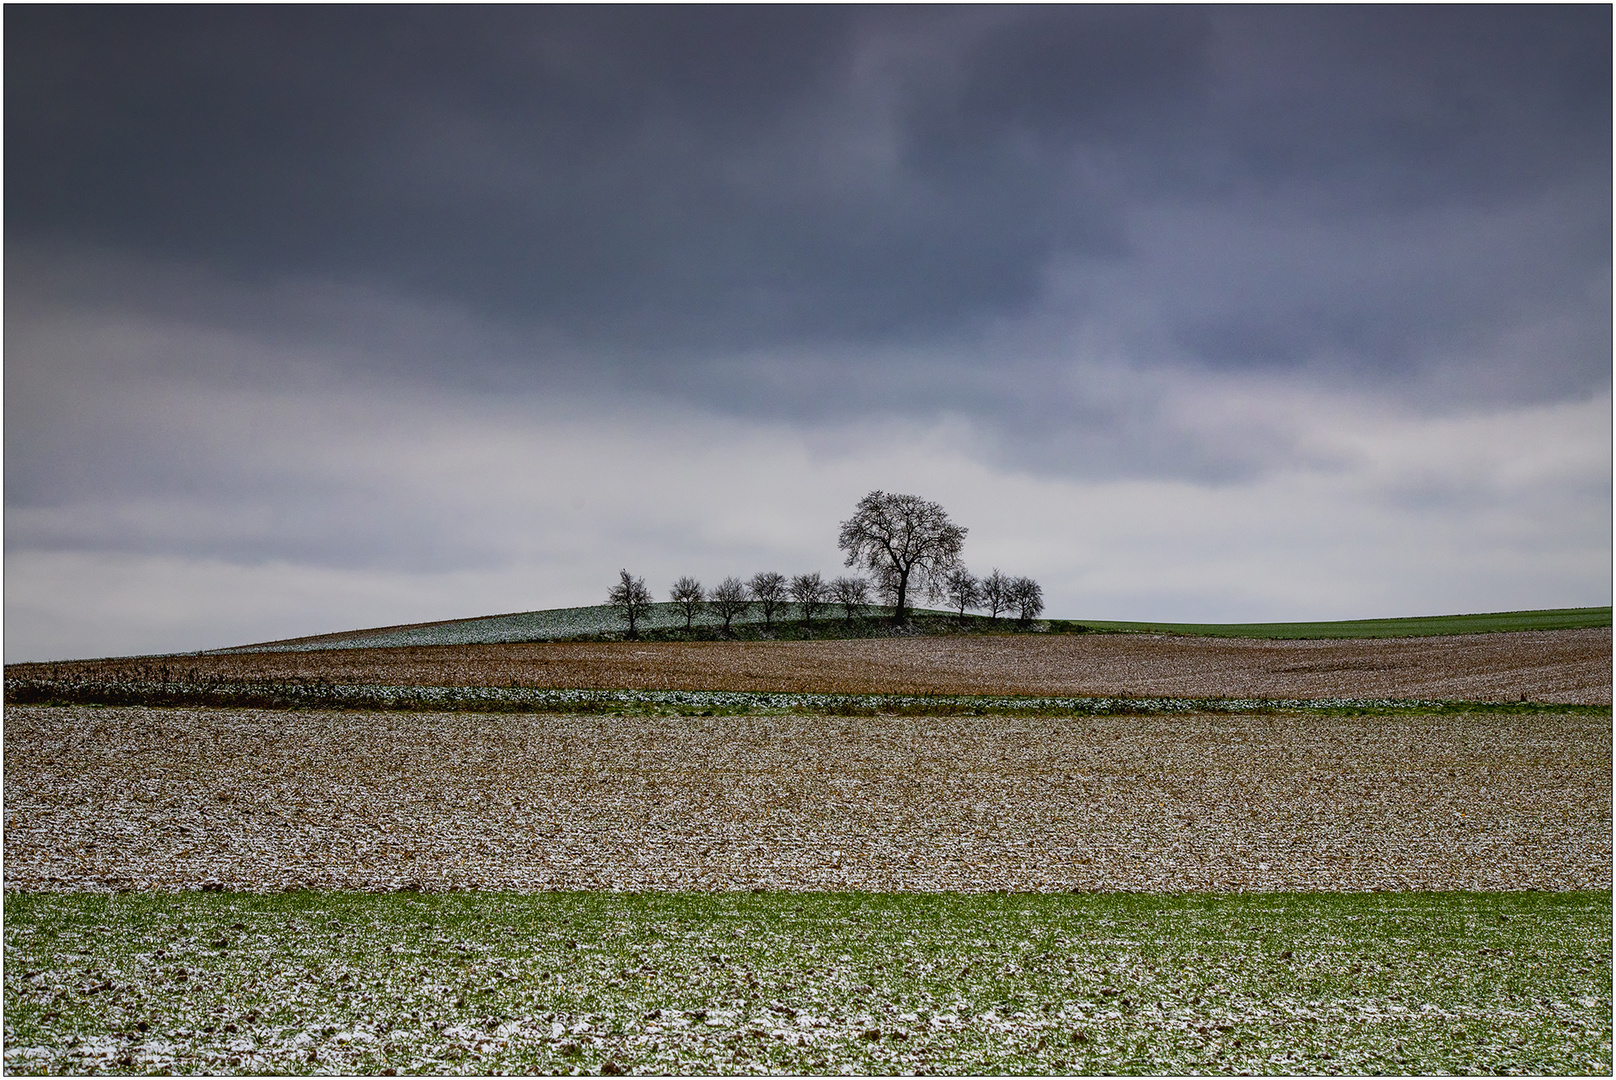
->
5, 890, 1609, 1075
1054, 606, 1612, 639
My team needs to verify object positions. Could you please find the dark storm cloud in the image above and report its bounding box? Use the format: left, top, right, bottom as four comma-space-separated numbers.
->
10, 5, 983, 345
1205, 6, 1611, 206
9, 4, 1607, 384
8, 6, 1613, 661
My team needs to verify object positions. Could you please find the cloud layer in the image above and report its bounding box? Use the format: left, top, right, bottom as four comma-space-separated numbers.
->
5, 7, 1609, 659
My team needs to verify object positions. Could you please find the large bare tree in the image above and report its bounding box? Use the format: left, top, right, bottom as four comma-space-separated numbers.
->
837, 491, 967, 622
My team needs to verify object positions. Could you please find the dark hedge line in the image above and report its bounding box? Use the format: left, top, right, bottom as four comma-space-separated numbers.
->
6, 676, 1600, 718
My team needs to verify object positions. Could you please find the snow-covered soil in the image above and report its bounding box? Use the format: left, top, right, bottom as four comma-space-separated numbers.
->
6, 705, 1607, 894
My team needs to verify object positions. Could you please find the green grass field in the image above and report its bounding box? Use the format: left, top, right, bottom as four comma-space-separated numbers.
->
1053, 606, 1612, 639
5, 889, 1609, 1075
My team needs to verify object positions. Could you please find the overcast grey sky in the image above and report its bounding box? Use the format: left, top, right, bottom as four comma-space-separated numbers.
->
6, 5, 1611, 661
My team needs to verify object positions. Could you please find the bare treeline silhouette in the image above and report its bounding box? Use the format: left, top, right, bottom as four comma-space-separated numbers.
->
607, 492, 1042, 637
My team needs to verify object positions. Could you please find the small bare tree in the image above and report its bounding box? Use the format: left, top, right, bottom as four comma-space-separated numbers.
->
979, 568, 1011, 621
837, 491, 967, 622
790, 571, 827, 625
708, 576, 751, 634
669, 576, 705, 631
941, 568, 980, 624
830, 575, 870, 623
607, 569, 654, 638
1007, 576, 1044, 626
749, 571, 789, 629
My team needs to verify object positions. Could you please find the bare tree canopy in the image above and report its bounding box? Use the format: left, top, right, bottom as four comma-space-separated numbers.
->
607, 569, 653, 638
979, 568, 1011, 620
708, 576, 751, 633
837, 491, 967, 622
1007, 576, 1045, 626
942, 568, 980, 623
748, 571, 789, 629
790, 572, 827, 624
829, 575, 869, 622
669, 576, 705, 630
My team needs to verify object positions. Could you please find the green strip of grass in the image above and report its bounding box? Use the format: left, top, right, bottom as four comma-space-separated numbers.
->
5, 889, 1609, 1075
1053, 606, 1613, 639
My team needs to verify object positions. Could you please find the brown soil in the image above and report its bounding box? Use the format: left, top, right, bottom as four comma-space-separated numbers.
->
15, 627, 1611, 703
6, 705, 1607, 894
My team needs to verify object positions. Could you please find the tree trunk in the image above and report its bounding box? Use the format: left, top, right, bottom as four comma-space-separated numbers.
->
894, 569, 909, 622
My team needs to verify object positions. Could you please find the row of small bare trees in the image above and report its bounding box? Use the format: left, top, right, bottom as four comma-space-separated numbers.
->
938, 568, 1044, 624
605, 491, 1044, 637
607, 566, 1042, 637
607, 569, 868, 636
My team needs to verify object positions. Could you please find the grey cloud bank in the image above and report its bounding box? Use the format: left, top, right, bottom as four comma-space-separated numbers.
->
4, 6, 1609, 660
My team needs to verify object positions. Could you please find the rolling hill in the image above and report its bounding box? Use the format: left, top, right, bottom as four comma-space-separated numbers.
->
203, 604, 1613, 654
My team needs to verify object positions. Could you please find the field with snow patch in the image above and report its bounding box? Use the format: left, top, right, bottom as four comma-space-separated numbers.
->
5, 889, 1610, 1075
203, 603, 960, 653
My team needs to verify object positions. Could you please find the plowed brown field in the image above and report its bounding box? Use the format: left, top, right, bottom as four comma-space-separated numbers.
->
20, 627, 1611, 703
5, 705, 1608, 894
9, 629, 1608, 895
